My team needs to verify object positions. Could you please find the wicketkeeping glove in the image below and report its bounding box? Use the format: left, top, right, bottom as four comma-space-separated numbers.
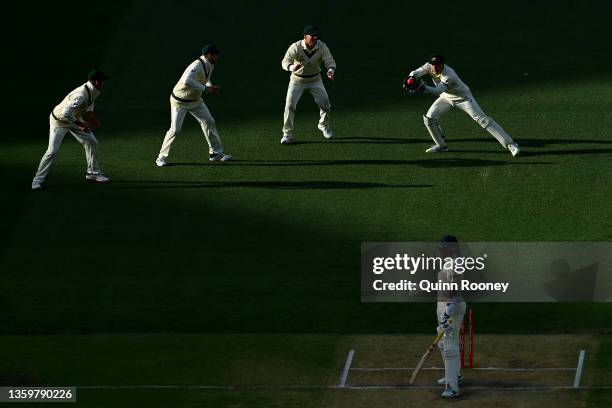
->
402, 75, 424, 95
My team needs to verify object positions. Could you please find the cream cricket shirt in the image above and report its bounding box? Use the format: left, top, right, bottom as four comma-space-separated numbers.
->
282, 40, 336, 83
410, 63, 473, 101
171, 56, 214, 109
51, 82, 99, 128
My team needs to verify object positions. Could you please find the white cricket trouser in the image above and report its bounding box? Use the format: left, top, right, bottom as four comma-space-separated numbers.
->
437, 301, 466, 392
426, 97, 514, 147
33, 118, 102, 184
282, 79, 331, 136
158, 99, 224, 158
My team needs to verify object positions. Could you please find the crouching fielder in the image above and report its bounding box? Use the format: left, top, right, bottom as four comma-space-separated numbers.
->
156, 44, 231, 167
280, 25, 336, 144
409, 55, 520, 156
436, 235, 466, 399
32, 69, 110, 190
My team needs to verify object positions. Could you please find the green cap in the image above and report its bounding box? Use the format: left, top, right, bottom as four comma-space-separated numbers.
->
88, 69, 110, 81
429, 54, 445, 65
303, 25, 319, 36
202, 44, 221, 55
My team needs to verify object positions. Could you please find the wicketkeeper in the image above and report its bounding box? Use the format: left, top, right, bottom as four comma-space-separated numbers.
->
280, 25, 336, 144
32, 69, 110, 190
156, 44, 232, 166
403, 55, 520, 156
436, 235, 467, 399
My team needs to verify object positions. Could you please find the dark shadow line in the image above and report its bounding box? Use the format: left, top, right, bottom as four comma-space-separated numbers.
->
290, 137, 429, 145
449, 138, 612, 147
520, 149, 612, 157
163, 158, 553, 168
451, 148, 612, 157
110, 180, 434, 190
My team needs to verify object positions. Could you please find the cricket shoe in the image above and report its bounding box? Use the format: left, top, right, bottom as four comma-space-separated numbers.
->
31, 181, 43, 191
441, 388, 460, 399
317, 124, 334, 139
508, 143, 520, 157
426, 144, 449, 153
280, 134, 294, 144
209, 152, 233, 162
437, 375, 462, 385
155, 157, 167, 167
86, 173, 110, 183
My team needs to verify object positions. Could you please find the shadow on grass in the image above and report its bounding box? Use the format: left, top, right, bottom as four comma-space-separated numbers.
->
520, 148, 612, 157
112, 180, 433, 190
450, 138, 612, 147
290, 137, 429, 145
165, 158, 553, 168
454, 148, 612, 157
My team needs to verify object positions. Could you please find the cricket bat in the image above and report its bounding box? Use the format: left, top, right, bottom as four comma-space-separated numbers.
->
409, 330, 445, 384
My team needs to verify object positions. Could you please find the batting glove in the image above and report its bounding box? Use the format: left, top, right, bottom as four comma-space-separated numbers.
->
438, 322, 452, 335
444, 303, 456, 316
437, 313, 453, 334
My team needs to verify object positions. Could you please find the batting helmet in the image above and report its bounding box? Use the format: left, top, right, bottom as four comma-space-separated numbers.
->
438, 235, 460, 257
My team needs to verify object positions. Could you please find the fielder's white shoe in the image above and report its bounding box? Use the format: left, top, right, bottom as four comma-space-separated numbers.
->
441, 388, 460, 398
508, 143, 520, 157
155, 157, 167, 167
280, 134, 294, 144
438, 375, 462, 385
426, 144, 449, 153
31, 181, 42, 191
209, 152, 233, 162
318, 124, 334, 139
86, 173, 110, 183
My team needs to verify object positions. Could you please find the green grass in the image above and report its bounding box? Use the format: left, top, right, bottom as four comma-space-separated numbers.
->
2, 334, 611, 407
2, 90, 611, 334
2, 0, 612, 406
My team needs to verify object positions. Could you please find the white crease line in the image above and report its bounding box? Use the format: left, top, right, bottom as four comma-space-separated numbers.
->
351, 367, 576, 372
339, 350, 355, 387
55, 384, 612, 391
573, 350, 586, 388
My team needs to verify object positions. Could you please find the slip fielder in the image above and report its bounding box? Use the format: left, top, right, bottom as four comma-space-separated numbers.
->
280, 25, 336, 144
156, 44, 232, 166
408, 55, 520, 156
32, 69, 111, 190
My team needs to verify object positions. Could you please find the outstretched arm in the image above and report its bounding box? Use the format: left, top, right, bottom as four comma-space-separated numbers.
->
409, 62, 430, 78
322, 44, 336, 70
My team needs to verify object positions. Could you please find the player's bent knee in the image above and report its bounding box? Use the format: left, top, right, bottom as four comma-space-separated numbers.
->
423, 115, 439, 126
476, 115, 491, 129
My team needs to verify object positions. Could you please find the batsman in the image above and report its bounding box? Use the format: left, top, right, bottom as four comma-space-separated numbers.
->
435, 235, 467, 399
403, 54, 520, 156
